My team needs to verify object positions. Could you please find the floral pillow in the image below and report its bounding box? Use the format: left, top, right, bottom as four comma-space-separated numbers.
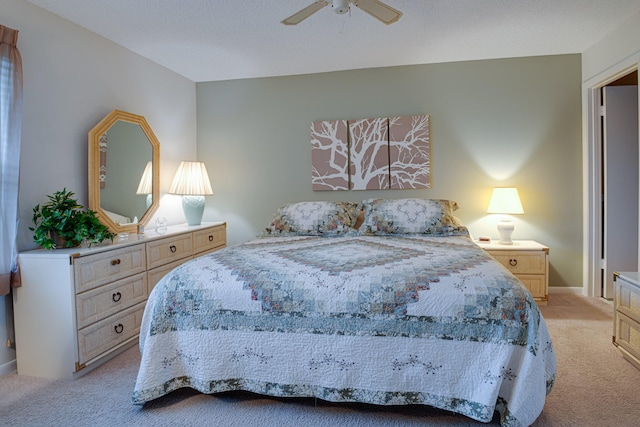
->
259, 201, 360, 237
358, 198, 468, 236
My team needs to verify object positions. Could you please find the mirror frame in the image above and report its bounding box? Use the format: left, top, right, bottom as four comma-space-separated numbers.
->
88, 109, 160, 235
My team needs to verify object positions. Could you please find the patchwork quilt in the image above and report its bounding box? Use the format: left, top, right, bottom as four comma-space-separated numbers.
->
132, 235, 555, 427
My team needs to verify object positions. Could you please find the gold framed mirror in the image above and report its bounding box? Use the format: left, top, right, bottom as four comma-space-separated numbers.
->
88, 110, 160, 235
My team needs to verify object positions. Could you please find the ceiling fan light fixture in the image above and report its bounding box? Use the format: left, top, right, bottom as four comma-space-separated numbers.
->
281, 0, 401, 25
333, 0, 350, 14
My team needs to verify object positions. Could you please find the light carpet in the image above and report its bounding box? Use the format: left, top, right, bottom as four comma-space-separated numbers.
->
1, 293, 640, 426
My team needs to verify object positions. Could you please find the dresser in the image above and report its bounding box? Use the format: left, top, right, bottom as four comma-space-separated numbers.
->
613, 271, 640, 370
477, 240, 549, 304
14, 222, 226, 379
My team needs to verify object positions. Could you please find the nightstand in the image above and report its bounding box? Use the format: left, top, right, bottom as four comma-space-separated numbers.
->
477, 240, 549, 305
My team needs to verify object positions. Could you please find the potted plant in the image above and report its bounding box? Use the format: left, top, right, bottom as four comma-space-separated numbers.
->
30, 188, 116, 250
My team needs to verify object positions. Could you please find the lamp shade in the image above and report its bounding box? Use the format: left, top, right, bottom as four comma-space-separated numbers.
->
487, 187, 524, 215
136, 161, 153, 195
169, 161, 213, 196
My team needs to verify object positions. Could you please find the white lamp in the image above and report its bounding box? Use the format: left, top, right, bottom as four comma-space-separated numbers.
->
487, 187, 524, 245
136, 161, 153, 209
169, 161, 214, 226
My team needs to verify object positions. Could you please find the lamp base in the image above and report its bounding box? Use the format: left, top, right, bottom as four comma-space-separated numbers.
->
496, 217, 515, 245
182, 195, 205, 226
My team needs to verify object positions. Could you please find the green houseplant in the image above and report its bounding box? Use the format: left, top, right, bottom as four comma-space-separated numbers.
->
30, 188, 116, 250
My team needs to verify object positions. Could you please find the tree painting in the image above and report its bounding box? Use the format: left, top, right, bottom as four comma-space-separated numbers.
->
310, 114, 430, 191
311, 120, 349, 191
349, 117, 390, 190
389, 115, 430, 189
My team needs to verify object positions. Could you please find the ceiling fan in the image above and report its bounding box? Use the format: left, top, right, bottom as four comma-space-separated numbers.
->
281, 0, 402, 26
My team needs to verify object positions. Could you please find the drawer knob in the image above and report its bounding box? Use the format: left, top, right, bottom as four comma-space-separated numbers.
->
112, 291, 122, 302
208, 235, 214, 242
111, 259, 121, 266
114, 323, 124, 334
509, 259, 518, 266
169, 245, 177, 253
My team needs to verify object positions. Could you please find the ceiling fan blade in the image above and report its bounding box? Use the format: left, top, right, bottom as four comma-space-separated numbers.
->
281, 1, 330, 25
354, 0, 402, 25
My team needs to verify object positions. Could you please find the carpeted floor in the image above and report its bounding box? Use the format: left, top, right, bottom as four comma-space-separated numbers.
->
1, 293, 640, 426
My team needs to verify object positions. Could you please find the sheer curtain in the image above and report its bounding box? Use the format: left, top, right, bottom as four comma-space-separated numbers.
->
0, 25, 23, 296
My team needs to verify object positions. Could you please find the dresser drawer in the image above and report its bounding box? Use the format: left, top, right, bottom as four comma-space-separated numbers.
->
486, 250, 546, 275
615, 276, 640, 322
615, 311, 640, 363
146, 233, 193, 270
74, 244, 146, 293
193, 224, 226, 255
75, 272, 148, 329
77, 302, 145, 365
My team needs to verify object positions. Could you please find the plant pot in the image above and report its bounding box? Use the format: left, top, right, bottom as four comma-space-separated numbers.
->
51, 232, 78, 249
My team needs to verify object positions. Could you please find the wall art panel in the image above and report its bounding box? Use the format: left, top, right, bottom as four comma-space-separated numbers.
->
389, 115, 430, 189
349, 117, 389, 190
310, 120, 350, 191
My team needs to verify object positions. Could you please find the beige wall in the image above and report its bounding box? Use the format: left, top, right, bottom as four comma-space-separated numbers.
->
196, 54, 583, 289
2, 0, 197, 372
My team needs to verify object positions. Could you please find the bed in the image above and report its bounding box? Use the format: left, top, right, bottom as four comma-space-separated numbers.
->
132, 199, 556, 427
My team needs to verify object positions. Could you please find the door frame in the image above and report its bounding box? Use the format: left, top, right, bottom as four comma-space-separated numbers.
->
583, 55, 640, 297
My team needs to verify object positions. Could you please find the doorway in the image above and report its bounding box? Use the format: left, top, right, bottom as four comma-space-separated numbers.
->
586, 69, 639, 298
601, 76, 639, 298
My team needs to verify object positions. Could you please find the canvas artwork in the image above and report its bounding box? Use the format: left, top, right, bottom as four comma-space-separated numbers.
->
310, 120, 350, 191
310, 114, 430, 191
389, 114, 430, 189
349, 117, 390, 190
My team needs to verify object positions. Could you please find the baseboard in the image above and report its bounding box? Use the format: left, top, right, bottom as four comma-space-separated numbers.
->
549, 286, 584, 295
0, 358, 16, 377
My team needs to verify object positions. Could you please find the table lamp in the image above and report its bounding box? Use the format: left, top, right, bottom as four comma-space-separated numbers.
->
487, 187, 524, 245
169, 161, 213, 226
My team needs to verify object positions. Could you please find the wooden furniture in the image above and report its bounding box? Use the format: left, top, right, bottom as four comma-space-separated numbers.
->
13, 222, 226, 379
477, 240, 549, 304
613, 271, 640, 370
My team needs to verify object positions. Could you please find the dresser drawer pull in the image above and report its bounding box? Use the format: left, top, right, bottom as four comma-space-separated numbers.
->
111, 259, 121, 266
114, 323, 124, 334
169, 245, 177, 253
112, 291, 122, 302
509, 259, 518, 266
208, 235, 214, 242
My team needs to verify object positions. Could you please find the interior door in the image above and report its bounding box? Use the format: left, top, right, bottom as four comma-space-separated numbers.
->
603, 85, 639, 298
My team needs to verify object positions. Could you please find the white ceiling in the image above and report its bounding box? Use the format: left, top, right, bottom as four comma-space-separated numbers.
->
26, 0, 640, 83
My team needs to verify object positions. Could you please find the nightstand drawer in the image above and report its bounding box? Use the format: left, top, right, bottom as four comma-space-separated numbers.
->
478, 240, 549, 305
486, 250, 546, 275
146, 233, 193, 269
516, 274, 546, 299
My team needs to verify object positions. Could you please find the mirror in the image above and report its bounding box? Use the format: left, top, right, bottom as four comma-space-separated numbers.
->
88, 110, 160, 235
